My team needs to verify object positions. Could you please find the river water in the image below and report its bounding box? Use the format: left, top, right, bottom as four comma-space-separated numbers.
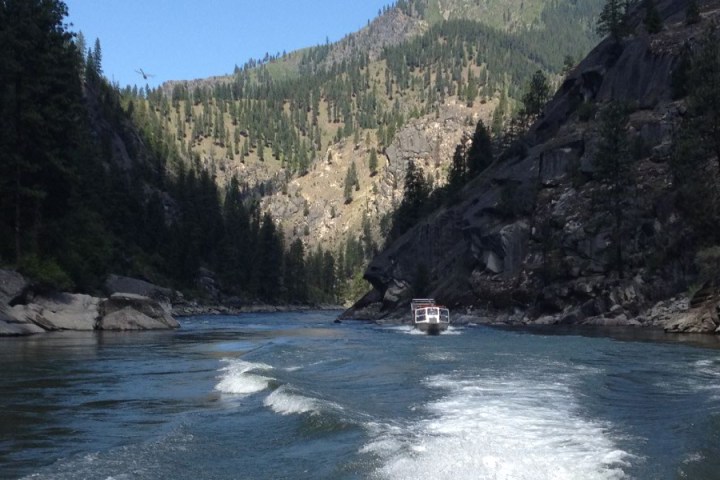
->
2, 311, 720, 479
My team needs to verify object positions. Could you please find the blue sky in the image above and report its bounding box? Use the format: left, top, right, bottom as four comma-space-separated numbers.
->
65, 0, 393, 88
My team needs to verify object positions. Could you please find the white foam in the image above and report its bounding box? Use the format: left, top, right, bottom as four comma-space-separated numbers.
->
381, 325, 424, 335
215, 359, 273, 395
383, 325, 461, 336
441, 325, 462, 335
424, 352, 456, 362
364, 374, 632, 480
691, 357, 720, 399
263, 386, 321, 415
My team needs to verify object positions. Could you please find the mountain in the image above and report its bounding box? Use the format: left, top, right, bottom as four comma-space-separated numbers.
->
0, 0, 612, 307
344, 0, 720, 332
122, 0, 605, 302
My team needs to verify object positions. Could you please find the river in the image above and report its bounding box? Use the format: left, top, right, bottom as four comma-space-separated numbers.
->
1, 311, 720, 479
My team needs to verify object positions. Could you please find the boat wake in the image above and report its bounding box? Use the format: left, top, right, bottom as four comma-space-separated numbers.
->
214, 359, 273, 396
362, 373, 632, 480
263, 386, 324, 416
381, 325, 462, 336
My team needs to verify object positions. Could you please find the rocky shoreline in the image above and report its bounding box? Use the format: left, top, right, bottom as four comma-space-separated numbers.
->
342, 289, 720, 335
0, 269, 343, 337
4, 264, 716, 337
171, 302, 343, 317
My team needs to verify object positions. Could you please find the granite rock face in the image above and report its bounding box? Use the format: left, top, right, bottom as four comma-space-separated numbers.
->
98, 293, 179, 330
105, 275, 175, 303
0, 273, 180, 336
9, 293, 100, 331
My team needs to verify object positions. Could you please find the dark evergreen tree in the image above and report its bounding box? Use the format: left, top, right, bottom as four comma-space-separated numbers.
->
594, 102, 632, 276
643, 0, 663, 34
387, 161, 428, 242
284, 239, 307, 303
596, 0, 631, 42
92, 37, 102, 76
466, 120, 493, 177
368, 148, 379, 176
521, 70, 551, 118
255, 213, 283, 301
0, 0, 88, 271
448, 144, 467, 190
344, 161, 359, 204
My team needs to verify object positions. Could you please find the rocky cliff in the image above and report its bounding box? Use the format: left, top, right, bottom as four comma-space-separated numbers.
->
345, 0, 720, 333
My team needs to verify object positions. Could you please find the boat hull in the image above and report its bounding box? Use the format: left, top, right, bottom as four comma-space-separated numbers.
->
414, 322, 449, 335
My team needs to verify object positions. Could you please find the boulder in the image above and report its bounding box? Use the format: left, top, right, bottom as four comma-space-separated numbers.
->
9, 293, 100, 331
104, 274, 174, 303
100, 307, 173, 331
664, 306, 719, 334
98, 293, 179, 330
0, 269, 27, 305
0, 307, 45, 335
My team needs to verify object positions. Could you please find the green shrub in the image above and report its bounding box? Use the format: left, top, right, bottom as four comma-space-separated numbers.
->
18, 255, 74, 292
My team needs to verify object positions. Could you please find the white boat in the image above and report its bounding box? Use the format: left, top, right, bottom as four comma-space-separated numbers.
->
411, 298, 450, 335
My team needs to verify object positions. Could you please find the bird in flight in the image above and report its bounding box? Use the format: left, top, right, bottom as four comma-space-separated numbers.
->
135, 68, 155, 80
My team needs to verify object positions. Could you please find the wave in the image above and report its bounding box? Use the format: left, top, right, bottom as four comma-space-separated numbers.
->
214, 359, 273, 395
363, 374, 632, 480
263, 386, 321, 415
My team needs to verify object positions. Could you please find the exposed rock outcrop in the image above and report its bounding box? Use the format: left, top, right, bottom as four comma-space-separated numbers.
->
104, 274, 176, 303
98, 293, 179, 330
0, 270, 180, 336
10, 293, 100, 331
97, 293, 180, 330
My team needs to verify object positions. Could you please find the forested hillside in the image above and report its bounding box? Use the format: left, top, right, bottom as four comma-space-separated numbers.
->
117, 0, 604, 303
1, 0, 605, 306
0, 0, 335, 304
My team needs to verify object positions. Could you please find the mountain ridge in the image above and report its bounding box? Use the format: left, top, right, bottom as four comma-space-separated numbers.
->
129, 0, 606, 305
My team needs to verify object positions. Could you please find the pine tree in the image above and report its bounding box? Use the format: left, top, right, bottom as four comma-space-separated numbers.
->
255, 213, 283, 301
388, 161, 428, 241
448, 144, 467, 190
284, 239, 307, 303
344, 161, 359, 204
596, 0, 631, 42
0, 0, 87, 265
594, 102, 632, 276
466, 120, 493, 177
368, 148, 379, 176
521, 70, 550, 118
643, 0, 663, 34
92, 37, 103, 76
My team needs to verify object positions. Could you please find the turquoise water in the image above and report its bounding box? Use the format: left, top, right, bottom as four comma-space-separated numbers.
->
1, 312, 720, 479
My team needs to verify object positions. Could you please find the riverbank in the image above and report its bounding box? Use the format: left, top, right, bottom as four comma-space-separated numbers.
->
171, 302, 343, 317
342, 283, 720, 336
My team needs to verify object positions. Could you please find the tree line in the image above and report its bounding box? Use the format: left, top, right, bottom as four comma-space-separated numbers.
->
0, 0, 357, 304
